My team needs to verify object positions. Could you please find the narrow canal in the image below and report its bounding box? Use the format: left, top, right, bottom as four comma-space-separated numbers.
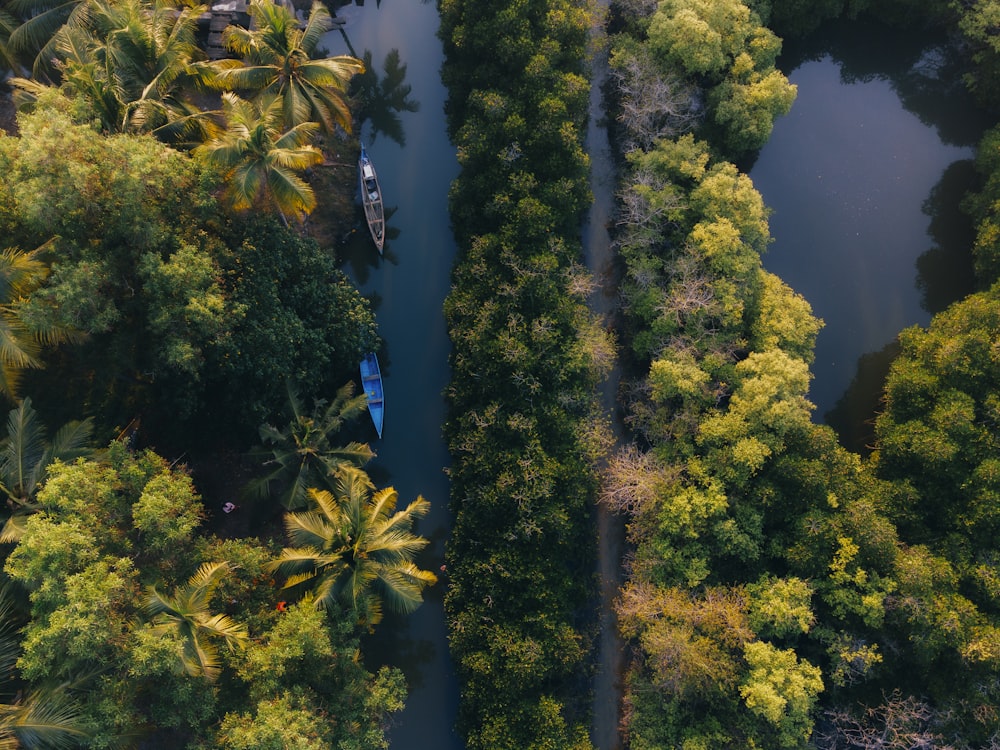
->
324, 3, 463, 747
750, 18, 991, 452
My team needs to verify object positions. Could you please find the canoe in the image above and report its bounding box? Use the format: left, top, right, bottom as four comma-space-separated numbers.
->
358, 143, 385, 254
359, 352, 384, 439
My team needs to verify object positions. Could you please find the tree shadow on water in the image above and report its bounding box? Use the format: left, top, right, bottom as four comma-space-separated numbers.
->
825, 339, 901, 456
779, 17, 991, 148
916, 159, 979, 315
349, 48, 420, 148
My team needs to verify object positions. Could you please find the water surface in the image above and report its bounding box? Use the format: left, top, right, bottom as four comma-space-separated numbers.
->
324, 3, 463, 747
750, 20, 989, 452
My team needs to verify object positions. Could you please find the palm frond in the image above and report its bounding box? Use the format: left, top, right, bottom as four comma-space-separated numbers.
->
1, 691, 88, 749
298, 1, 332, 54
376, 563, 438, 615
282, 509, 337, 550
197, 613, 248, 647
185, 561, 231, 609
316, 442, 375, 475
1, 397, 46, 501
0, 512, 33, 544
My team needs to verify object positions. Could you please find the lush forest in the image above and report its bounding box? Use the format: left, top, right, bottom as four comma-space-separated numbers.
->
441, 0, 1000, 747
3, 0, 1000, 747
598, 0, 1000, 747
0, 0, 445, 747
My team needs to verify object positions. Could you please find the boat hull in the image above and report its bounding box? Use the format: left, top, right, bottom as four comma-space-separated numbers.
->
358, 145, 385, 253
360, 352, 384, 439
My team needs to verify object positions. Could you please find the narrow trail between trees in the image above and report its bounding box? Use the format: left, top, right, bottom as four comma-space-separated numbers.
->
584, 5, 628, 749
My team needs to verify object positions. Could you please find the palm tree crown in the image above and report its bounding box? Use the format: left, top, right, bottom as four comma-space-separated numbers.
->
268, 466, 437, 628
248, 380, 374, 510
214, 0, 363, 135
144, 561, 249, 682
193, 90, 323, 220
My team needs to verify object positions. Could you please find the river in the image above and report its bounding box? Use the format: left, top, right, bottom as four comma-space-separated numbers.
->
323, 2, 464, 748
750, 18, 991, 453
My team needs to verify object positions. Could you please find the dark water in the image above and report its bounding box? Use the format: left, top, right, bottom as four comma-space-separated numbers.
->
750, 19, 990, 453
324, 3, 463, 748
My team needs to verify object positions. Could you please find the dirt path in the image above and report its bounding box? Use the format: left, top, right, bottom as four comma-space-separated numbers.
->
583, 6, 628, 749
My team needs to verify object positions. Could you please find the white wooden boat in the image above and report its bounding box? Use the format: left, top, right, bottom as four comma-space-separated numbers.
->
358, 143, 385, 253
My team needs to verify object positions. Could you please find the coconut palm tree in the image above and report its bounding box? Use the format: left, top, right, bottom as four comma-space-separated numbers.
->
2, 0, 85, 78
0, 243, 79, 400
193, 91, 323, 221
213, 0, 363, 135
144, 562, 249, 682
268, 466, 437, 628
0, 397, 93, 543
9, 0, 219, 142
247, 380, 374, 510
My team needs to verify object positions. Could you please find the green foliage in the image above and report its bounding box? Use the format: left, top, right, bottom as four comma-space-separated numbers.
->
204, 217, 378, 443
219, 601, 405, 750
963, 125, 1000, 284
247, 380, 373, 510
609, 4, 1000, 748
641, 0, 795, 158
873, 282, 1000, 549
3, 445, 404, 747
440, 0, 598, 744
746, 576, 814, 640
268, 466, 437, 627
738, 641, 823, 748
750, 271, 822, 362
954, 0, 1000, 107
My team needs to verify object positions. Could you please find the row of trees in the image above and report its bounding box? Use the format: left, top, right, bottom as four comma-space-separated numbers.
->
603, 0, 1000, 748
437, 0, 610, 747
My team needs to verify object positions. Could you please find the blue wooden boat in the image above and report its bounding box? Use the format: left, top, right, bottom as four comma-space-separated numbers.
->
358, 144, 385, 254
360, 352, 384, 439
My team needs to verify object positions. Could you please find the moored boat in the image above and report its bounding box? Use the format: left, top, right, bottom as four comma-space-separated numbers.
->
359, 352, 384, 439
358, 144, 385, 253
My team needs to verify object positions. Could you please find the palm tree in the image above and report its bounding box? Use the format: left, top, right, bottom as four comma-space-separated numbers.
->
2, 0, 85, 78
247, 380, 374, 510
213, 0, 363, 135
10, 0, 219, 142
193, 91, 323, 221
144, 562, 249, 682
268, 466, 437, 628
1, 8, 24, 76
0, 243, 79, 400
0, 580, 87, 749
0, 397, 93, 543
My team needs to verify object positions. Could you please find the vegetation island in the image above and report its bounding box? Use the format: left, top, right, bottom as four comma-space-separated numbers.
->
1, 0, 1000, 748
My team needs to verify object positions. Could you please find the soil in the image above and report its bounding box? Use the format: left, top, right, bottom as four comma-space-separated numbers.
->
303, 137, 360, 250
0, 90, 17, 136
585, 4, 628, 749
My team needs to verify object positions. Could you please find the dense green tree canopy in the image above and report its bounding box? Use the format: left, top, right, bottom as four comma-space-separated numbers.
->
1, 91, 375, 448
2, 444, 406, 748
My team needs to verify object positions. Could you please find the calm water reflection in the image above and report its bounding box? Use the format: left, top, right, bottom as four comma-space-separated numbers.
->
750, 19, 989, 453
325, 2, 464, 748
